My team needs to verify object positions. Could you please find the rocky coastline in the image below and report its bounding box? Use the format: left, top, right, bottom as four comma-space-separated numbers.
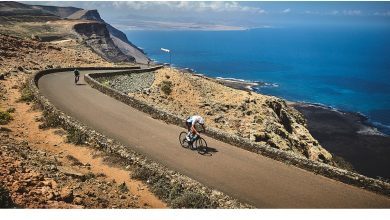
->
291, 102, 390, 180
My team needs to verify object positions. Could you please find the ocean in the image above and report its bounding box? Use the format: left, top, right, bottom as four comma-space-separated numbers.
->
125, 26, 390, 134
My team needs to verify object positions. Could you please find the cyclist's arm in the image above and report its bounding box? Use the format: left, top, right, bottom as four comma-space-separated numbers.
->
191, 124, 199, 135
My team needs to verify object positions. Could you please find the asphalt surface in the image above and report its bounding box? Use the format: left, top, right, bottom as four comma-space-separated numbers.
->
38, 70, 390, 208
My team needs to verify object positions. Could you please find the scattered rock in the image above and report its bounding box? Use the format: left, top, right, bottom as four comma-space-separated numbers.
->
73, 196, 83, 205
57, 166, 85, 179
60, 187, 74, 202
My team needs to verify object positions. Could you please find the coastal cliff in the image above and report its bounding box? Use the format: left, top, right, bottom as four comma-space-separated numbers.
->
0, 2, 149, 63
73, 22, 133, 63
66, 9, 149, 64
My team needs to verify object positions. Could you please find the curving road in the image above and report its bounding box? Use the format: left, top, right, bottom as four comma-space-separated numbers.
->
38, 69, 390, 208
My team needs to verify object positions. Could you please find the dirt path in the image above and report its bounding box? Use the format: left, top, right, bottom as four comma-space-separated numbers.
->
37, 70, 390, 208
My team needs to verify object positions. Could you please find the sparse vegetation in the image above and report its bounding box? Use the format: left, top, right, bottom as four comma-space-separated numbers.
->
0, 184, 14, 208
333, 155, 354, 172
150, 177, 172, 199
39, 111, 61, 129
160, 80, 172, 95
65, 155, 83, 166
131, 166, 156, 181
118, 182, 129, 193
66, 127, 87, 145
171, 191, 214, 208
131, 166, 214, 208
18, 83, 34, 102
84, 172, 96, 181
101, 80, 110, 87
6, 107, 15, 113
0, 110, 13, 125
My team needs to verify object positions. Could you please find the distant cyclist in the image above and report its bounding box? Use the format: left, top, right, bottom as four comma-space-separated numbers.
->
185, 115, 205, 142
74, 69, 80, 84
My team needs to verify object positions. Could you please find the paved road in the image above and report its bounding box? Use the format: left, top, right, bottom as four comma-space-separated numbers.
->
38, 70, 390, 208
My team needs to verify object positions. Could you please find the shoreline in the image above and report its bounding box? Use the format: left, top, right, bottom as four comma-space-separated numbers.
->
176, 66, 390, 179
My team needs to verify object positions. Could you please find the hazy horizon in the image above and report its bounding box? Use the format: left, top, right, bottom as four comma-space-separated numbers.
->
24, 1, 390, 30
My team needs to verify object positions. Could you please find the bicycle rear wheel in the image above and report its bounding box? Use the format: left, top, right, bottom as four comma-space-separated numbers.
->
179, 131, 190, 148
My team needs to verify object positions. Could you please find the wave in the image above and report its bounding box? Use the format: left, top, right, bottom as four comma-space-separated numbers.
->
215, 76, 255, 83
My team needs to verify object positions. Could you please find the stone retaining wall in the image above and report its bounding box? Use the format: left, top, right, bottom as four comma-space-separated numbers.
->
29, 67, 251, 208
85, 69, 390, 197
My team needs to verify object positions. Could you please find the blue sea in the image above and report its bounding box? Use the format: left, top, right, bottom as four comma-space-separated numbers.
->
125, 27, 390, 134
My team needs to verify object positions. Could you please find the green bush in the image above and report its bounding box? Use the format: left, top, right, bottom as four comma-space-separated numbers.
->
6, 108, 15, 113
171, 191, 214, 209
131, 166, 156, 181
101, 80, 110, 87
84, 172, 96, 180
131, 166, 214, 208
160, 80, 172, 95
0, 111, 13, 125
39, 111, 61, 128
18, 86, 34, 102
0, 185, 14, 208
150, 178, 171, 199
118, 182, 129, 193
66, 127, 87, 145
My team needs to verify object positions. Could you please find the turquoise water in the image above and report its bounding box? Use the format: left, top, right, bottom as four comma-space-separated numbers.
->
125, 27, 390, 134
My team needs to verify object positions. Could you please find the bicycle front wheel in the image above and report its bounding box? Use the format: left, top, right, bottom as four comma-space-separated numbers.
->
195, 137, 208, 154
179, 131, 190, 148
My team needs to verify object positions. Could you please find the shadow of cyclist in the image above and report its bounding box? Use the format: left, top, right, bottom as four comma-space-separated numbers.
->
197, 145, 218, 156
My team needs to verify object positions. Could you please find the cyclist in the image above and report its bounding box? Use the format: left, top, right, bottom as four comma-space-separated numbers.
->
185, 115, 205, 142
74, 69, 80, 84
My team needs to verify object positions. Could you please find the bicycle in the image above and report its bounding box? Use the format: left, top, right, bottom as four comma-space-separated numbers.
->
179, 131, 208, 155
74, 69, 80, 85
74, 75, 80, 84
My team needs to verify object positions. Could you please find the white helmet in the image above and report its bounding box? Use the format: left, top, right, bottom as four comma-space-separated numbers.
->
199, 117, 205, 125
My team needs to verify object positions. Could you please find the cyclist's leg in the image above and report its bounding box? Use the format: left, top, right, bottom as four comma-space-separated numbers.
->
185, 122, 192, 141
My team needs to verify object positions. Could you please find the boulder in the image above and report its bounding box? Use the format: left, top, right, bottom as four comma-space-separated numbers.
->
60, 187, 74, 202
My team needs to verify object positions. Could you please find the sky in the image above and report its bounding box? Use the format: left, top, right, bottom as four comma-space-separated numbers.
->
24, 1, 390, 29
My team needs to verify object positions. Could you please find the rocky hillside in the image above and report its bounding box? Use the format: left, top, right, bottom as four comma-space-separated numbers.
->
0, 1, 59, 22
0, 29, 164, 208
0, 1, 149, 64
105, 68, 334, 164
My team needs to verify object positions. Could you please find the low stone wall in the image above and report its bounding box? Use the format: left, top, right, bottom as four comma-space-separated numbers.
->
29, 67, 251, 208
85, 70, 390, 197
87, 66, 163, 78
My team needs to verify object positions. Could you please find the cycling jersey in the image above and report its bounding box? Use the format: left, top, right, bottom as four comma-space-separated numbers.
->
186, 115, 204, 126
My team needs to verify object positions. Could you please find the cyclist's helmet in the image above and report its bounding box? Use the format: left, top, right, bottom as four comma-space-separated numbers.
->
199, 117, 205, 125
